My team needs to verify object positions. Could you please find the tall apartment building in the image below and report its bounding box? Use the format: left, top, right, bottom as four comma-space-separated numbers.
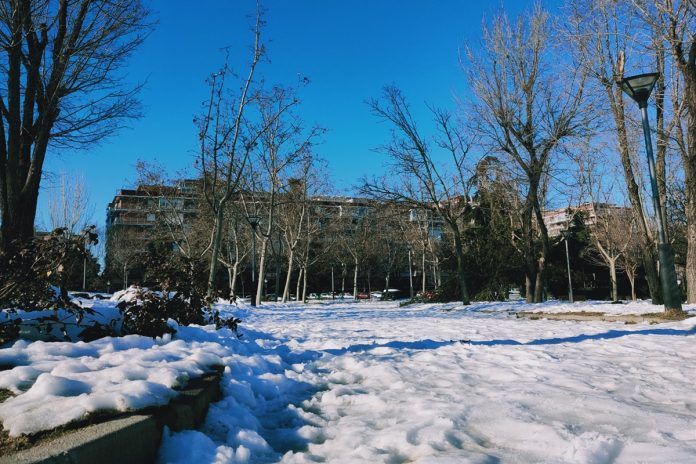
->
106, 180, 199, 239
542, 202, 633, 237
105, 182, 445, 282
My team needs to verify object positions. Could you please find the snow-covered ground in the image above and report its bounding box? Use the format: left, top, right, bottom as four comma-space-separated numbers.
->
0, 325, 229, 436
3, 298, 696, 463
160, 299, 696, 464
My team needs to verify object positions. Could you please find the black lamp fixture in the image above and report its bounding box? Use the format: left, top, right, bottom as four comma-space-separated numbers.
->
618, 73, 659, 107
248, 214, 260, 229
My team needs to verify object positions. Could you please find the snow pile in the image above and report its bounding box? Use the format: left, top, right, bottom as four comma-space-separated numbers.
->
0, 327, 228, 436
159, 300, 696, 463
110, 285, 148, 303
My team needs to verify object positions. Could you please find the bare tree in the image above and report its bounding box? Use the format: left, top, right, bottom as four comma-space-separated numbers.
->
567, 0, 667, 303
618, 224, 643, 301
0, 0, 150, 252
106, 228, 146, 290
632, 0, 696, 303
467, 5, 589, 302
217, 204, 251, 299
338, 207, 376, 300
278, 180, 307, 302
363, 86, 475, 305
242, 86, 320, 305
585, 204, 636, 302
196, 8, 298, 300
46, 171, 93, 234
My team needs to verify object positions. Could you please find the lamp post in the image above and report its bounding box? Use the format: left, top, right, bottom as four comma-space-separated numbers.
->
248, 215, 260, 307
275, 226, 281, 302
407, 247, 414, 298
560, 229, 574, 303
82, 233, 89, 291
618, 72, 682, 312
331, 265, 335, 299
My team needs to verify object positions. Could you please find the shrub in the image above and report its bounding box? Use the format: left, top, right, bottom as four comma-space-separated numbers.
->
115, 250, 243, 339
0, 227, 113, 344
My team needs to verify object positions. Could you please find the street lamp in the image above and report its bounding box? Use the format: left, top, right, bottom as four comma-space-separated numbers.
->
331, 265, 335, 299
248, 214, 260, 307
407, 246, 414, 298
560, 229, 574, 303
618, 72, 682, 312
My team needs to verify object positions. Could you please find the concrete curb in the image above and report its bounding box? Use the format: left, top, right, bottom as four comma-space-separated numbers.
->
1, 367, 223, 464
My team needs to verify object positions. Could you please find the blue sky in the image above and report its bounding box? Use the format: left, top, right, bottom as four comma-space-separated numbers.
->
38, 0, 535, 229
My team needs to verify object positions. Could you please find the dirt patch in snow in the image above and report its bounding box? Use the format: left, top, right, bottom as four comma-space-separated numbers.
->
517, 310, 691, 324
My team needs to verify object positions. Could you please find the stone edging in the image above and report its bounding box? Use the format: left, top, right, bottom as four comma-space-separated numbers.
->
0, 367, 223, 464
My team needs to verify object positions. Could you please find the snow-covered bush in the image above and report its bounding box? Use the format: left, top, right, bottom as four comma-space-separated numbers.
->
0, 227, 97, 310
0, 227, 112, 343
117, 251, 242, 339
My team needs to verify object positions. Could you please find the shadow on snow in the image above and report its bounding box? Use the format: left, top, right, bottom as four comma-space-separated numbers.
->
322, 325, 696, 355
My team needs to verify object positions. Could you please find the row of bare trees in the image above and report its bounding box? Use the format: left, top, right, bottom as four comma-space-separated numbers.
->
5, 1, 693, 306
359, 0, 695, 306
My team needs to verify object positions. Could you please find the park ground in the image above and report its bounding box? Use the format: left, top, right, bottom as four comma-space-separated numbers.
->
3, 298, 696, 463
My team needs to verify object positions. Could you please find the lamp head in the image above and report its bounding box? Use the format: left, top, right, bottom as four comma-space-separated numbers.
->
248, 215, 260, 228
618, 73, 659, 107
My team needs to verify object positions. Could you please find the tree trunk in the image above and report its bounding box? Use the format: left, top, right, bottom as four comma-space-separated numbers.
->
609, 259, 618, 302
341, 263, 346, 294
206, 207, 225, 299
530, 183, 549, 303
0, 188, 38, 252
522, 195, 536, 304
228, 263, 239, 298
385, 273, 390, 292
525, 274, 534, 303
684, 80, 696, 303
282, 249, 294, 302
534, 258, 545, 303
296, 267, 302, 302
353, 260, 359, 299
627, 267, 636, 302
421, 250, 426, 293
255, 237, 269, 306
227, 266, 234, 300
687, 200, 696, 304
665, 7, 696, 304
302, 265, 308, 302
452, 231, 470, 305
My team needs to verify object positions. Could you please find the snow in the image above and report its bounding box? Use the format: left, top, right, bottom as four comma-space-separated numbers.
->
158, 299, 696, 463
3, 297, 696, 462
0, 325, 229, 436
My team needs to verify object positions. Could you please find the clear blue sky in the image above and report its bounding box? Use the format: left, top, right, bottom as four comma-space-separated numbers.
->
38, 0, 537, 230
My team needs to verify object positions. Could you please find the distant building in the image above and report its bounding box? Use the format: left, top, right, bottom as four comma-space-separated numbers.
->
106, 180, 199, 240
104, 182, 448, 282
543, 202, 633, 237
